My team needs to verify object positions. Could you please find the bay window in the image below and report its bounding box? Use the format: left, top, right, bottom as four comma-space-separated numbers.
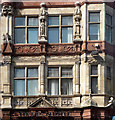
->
47, 67, 73, 95
14, 67, 38, 96
14, 16, 39, 44
48, 16, 73, 43
89, 12, 100, 40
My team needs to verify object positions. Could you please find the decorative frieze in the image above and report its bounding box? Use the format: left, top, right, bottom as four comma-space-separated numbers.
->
47, 44, 81, 55
11, 43, 82, 56
14, 44, 46, 55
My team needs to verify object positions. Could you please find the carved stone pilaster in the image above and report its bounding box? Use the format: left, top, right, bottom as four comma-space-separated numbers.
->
39, 3, 48, 43
2, 4, 13, 16
73, 2, 82, 42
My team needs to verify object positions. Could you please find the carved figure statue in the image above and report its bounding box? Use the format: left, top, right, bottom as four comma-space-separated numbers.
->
40, 19, 45, 36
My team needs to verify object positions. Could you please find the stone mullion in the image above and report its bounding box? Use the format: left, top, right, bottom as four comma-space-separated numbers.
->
59, 15, 61, 43
25, 67, 27, 96
40, 61, 45, 95
25, 16, 27, 44
59, 66, 61, 107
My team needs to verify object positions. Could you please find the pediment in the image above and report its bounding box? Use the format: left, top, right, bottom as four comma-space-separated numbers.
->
29, 97, 55, 108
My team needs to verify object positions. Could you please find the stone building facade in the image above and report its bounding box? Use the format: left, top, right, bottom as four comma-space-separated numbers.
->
0, 1, 115, 120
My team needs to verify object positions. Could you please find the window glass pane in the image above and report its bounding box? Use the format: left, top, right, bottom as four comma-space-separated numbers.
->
107, 66, 111, 78
91, 77, 98, 94
28, 17, 38, 26
89, 24, 100, 40
62, 67, 72, 77
14, 68, 25, 77
89, 13, 100, 22
105, 26, 112, 43
106, 14, 112, 26
48, 79, 59, 95
14, 80, 25, 96
48, 28, 59, 43
27, 68, 38, 77
15, 28, 25, 44
62, 27, 73, 43
27, 80, 38, 96
62, 16, 73, 25
48, 68, 59, 77
28, 28, 38, 43
61, 79, 72, 95
48, 16, 59, 25
15, 17, 25, 26
91, 65, 98, 75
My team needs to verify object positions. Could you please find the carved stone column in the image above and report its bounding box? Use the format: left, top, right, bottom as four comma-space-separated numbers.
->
75, 61, 80, 94
73, 2, 82, 42
39, 3, 48, 43
40, 61, 45, 95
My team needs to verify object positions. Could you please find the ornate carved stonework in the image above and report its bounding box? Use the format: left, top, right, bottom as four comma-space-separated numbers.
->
11, 43, 82, 56
47, 44, 81, 55
29, 97, 55, 108
39, 3, 48, 43
61, 98, 73, 107
13, 97, 73, 108
73, 2, 82, 42
49, 98, 59, 107
14, 44, 46, 55
2, 4, 13, 16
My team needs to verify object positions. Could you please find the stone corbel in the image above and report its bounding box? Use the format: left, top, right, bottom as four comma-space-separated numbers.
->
73, 2, 82, 42
39, 3, 48, 43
